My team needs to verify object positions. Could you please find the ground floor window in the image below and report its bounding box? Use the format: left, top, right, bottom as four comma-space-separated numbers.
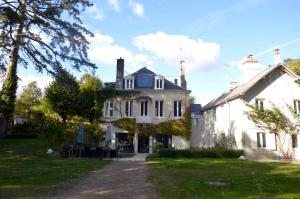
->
292, 134, 298, 148
257, 132, 266, 148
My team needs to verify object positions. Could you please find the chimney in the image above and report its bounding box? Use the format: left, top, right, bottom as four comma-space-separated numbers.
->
180, 60, 187, 89
174, 78, 178, 85
116, 57, 124, 89
274, 49, 281, 65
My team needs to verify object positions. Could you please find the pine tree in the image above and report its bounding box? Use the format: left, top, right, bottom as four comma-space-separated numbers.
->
0, 0, 96, 127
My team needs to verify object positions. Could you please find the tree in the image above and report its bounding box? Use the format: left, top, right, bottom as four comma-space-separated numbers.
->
78, 74, 103, 123
45, 69, 79, 123
0, 0, 96, 126
284, 58, 300, 76
15, 81, 42, 118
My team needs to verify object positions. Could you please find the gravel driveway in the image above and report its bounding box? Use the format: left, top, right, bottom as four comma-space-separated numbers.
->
45, 160, 158, 199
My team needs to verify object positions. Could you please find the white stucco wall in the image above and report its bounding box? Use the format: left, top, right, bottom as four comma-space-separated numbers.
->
172, 135, 189, 149
196, 67, 300, 159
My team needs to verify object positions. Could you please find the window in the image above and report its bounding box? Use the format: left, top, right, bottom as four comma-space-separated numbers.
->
125, 76, 134, 89
255, 98, 264, 111
174, 100, 182, 117
292, 134, 298, 148
125, 101, 133, 117
140, 101, 148, 116
257, 132, 266, 148
154, 76, 164, 89
155, 100, 164, 117
294, 100, 300, 114
104, 101, 113, 117
193, 118, 199, 126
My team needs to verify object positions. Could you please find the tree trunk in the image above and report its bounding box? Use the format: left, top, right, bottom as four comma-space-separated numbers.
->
275, 133, 293, 160
0, 3, 25, 130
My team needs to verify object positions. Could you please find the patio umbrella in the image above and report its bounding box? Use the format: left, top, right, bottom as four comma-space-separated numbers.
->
76, 125, 84, 144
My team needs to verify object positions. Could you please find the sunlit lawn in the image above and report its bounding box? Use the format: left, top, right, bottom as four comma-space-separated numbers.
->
0, 139, 110, 198
148, 158, 300, 199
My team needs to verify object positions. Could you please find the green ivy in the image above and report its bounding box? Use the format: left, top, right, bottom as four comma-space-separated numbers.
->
113, 107, 192, 140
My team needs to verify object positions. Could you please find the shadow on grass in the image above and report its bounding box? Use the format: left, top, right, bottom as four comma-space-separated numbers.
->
148, 158, 300, 199
0, 139, 110, 198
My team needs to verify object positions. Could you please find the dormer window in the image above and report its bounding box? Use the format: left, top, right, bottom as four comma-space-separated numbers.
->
155, 76, 164, 90
125, 76, 134, 90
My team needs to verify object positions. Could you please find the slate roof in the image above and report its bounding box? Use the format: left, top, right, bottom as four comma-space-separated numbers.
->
103, 67, 186, 91
191, 104, 202, 114
202, 64, 298, 111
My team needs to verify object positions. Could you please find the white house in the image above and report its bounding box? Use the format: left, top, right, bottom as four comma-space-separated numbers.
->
191, 50, 300, 160
101, 58, 190, 154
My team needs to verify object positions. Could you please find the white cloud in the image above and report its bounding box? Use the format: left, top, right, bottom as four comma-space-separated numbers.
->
128, 0, 144, 17
87, 5, 105, 21
133, 32, 220, 72
17, 75, 52, 95
88, 33, 151, 72
108, 0, 121, 12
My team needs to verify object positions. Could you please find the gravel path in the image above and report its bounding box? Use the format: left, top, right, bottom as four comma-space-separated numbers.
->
46, 161, 158, 199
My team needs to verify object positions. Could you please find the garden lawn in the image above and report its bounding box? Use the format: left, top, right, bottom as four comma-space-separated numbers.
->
148, 158, 300, 199
0, 139, 110, 198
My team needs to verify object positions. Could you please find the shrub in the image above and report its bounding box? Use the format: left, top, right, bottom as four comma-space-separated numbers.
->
156, 148, 244, 159
43, 120, 65, 150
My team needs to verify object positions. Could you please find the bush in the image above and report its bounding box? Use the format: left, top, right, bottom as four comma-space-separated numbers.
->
43, 120, 65, 150
156, 148, 244, 159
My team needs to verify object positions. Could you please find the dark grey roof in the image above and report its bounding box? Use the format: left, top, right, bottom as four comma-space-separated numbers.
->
202, 64, 298, 111
191, 104, 202, 114
129, 67, 186, 90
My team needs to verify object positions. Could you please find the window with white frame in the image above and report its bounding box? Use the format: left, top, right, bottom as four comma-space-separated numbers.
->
294, 100, 300, 114
154, 76, 164, 89
104, 101, 113, 117
255, 98, 264, 111
125, 101, 133, 117
292, 134, 298, 148
193, 118, 199, 126
155, 100, 164, 117
140, 101, 148, 116
174, 100, 182, 117
257, 132, 266, 148
125, 76, 134, 89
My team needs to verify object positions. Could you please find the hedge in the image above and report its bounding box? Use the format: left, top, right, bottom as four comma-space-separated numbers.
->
152, 148, 244, 159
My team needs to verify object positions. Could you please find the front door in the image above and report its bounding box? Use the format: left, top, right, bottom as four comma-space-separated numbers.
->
138, 135, 149, 153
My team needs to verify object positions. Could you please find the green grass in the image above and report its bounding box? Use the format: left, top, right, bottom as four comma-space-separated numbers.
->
0, 139, 110, 199
148, 158, 300, 199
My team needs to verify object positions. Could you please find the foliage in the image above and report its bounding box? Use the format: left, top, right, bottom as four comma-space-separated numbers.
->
15, 81, 42, 118
113, 108, 192, 139
64, 116, 104, 147
0, 139, 109, 198
45, 69, 80, 122
245, 103, 297, 158
245, 104, 295, 135
43, 119, 65, 150
189, 95, 196, 104
285, 58, 300, 76
149, 159, 300, 199
149, 148, 244, 159
78, 74, 103, 123
0, 0, 96, 127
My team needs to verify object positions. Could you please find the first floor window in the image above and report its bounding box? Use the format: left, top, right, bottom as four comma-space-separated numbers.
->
257, 132, 266, 148
104, 101, 113, 117
141, 101, 148, 116
125, 101, 133, 117
155, 100, 164, 117
255, 98, 264, 111
292, 134, 298, 148
174, 100, 182, 117
294, 100, 300, 114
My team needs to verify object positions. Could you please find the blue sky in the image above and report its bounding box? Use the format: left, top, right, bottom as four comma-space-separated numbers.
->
17, 0, 300, 105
